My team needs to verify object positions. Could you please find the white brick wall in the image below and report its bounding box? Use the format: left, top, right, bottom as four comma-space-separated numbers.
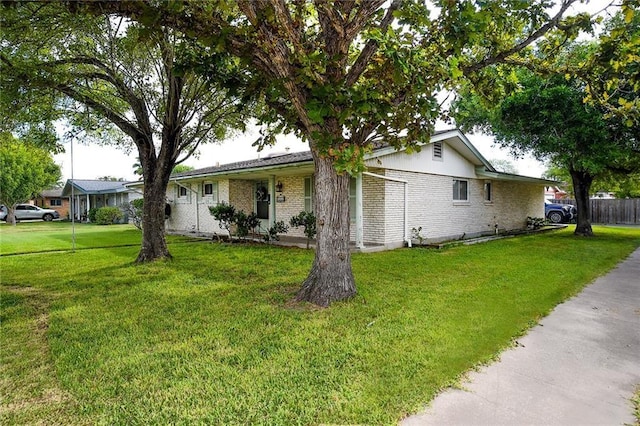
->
383, 170, 545, 245
362, 172, 385, 244
167, 176, 316, 238
165, 168, 545, 246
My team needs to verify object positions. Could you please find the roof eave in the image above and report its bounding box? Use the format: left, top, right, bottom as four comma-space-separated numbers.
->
476, 167, 556, 185
169, 160, 315, 182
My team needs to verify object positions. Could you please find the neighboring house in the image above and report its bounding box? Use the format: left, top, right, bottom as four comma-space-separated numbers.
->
33, 188, 70, 219
139, 129, 553, 250
592, 191, 616, 199
62, 179, 142, 222
545, 186, 569, 200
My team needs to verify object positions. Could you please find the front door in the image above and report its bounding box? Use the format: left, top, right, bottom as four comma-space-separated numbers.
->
255, 180, 270, 230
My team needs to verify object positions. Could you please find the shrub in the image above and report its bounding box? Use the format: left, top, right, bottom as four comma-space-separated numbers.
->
527, 216, 546, 230
236, 211, 260, 239
411, 226, 426, 245
263, 221, 289, 244
88, 207, 99, 222
234, 211, 260, 239
95, 207, 124, 225
209, 202, 236, 238
289, 211, 316, 249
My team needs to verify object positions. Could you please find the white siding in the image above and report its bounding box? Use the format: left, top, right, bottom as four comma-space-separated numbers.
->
365, 143, 476, 179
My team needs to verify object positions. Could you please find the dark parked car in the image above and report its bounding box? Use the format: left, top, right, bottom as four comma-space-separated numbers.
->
1, 204, 60, 221
545, 200, 576, 223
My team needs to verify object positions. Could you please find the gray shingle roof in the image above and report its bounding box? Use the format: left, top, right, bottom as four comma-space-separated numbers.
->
172, 151, 314, 179
40, 188, 64, 198
171, 129, 457, 179
62, 179, 133, 196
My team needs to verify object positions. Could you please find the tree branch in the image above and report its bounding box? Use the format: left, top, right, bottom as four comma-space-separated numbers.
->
462, 0, 579, 74
345, 0, 399, 87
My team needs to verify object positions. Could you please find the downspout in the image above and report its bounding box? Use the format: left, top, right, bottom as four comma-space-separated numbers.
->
355, 173, 364, 249
173, 180, 199, 232
362, 172, 411, 248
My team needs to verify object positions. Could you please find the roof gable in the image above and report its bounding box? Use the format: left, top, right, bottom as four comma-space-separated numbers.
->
365, 129, 495, 171
62, 179, 132, 196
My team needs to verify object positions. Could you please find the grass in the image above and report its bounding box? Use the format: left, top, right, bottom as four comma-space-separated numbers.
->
0, 221, 193, 255
1, 223, 639, 424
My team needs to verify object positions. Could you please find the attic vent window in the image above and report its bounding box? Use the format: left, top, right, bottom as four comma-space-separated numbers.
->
433, 142, 443, 159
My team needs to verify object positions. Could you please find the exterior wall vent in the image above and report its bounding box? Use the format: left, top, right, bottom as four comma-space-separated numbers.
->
433, 141, 443, 159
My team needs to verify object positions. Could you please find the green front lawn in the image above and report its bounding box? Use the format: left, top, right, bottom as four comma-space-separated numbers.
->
0, 221, 192, 255
1, 223, 639, 424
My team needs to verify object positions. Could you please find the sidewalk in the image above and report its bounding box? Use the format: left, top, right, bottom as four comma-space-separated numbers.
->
403, 247, 640, 426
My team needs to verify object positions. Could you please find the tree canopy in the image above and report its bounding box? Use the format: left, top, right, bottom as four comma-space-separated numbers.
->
583, 2, 640, 130
453, 62, 639, 235
0, 132, 61, 225
1, 3, 251, 261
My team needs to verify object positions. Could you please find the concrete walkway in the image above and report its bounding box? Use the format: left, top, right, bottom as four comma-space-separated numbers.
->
403, 247, 640, 426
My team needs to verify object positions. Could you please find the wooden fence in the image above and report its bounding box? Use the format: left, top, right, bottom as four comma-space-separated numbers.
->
553, 199, 640, 224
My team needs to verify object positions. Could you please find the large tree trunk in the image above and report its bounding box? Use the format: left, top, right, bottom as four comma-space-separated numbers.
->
296, 152, 357, 306
6, 205, 17, 226
570, 169, 594, 237
136, 173, 172, 262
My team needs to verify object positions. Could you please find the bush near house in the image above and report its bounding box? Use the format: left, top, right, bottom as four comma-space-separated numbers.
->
87, 207, 99, 223
209, 202, 236, 238
94, 206, 123, 225
290, 211, 316, 249
263, 220, 289, 243
208, 202, 263, 240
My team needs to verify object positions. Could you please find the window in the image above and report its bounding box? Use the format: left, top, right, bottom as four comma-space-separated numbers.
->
453, 179, 468, 201
201, 182, 218, 204
176, 184, 190, 203
349, 177, 357, 221
50, 199, 62, 206
433, 141, 443, 160
484, 181, 493, 202
304, 177, 313, 212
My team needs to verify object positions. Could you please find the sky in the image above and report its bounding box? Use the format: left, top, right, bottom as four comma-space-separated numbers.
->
52, 0, 614, 183
53, 126, 546, 183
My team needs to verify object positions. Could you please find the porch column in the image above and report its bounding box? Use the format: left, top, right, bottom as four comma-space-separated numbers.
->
86, 194, 91, 222
269, 175, 276, 228
76, 195, 80, 220
355, 173, 364, 249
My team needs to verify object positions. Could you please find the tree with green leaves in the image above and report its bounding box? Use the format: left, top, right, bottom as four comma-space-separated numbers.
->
453, 66, 639, 236
171, 164, 195, 175
489, 159, 519, 174
544, 161, 640, 199
0, 133, 61, 225
1, 4, 249, 261
583, 2, 640, 130
70, 0, 596, 305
